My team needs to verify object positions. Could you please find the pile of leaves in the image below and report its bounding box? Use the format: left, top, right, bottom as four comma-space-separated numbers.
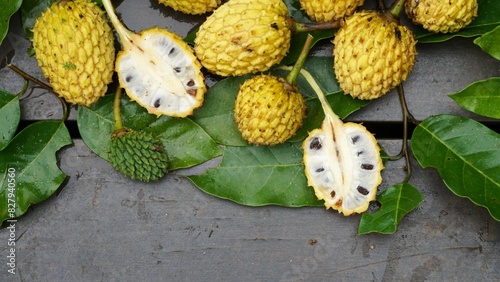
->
0, 0, 499, 234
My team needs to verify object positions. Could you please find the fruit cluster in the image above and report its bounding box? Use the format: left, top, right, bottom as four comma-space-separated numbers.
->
30, 0, 478, 213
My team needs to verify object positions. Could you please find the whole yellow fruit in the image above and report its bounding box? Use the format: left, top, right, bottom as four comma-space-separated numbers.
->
406, 0, 478, 33
194, 0, 292, 77
32, 0, 115, 107
333, 11, 417, 100
234, 75, 306, 146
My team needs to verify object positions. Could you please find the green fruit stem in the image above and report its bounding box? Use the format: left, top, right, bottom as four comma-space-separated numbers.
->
286, 33, 314, 85
388, 0, 407, 19
102, 0, 134, 47
113, 87, 124, 132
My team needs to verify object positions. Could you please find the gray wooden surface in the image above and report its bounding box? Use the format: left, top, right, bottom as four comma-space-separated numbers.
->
1, 1, 499, 281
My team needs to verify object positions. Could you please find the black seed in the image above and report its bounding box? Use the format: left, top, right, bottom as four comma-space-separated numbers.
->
357, 151, 364, 156
169, 48, 176, 57
351, 135, 360, 144
309, 137, 322, 150
79, 14, 84, 19
271, 23, 279, 30
187, 79, 195, 87
357, 186, 369, 196
330, 190, 336, 198
316, 167, 324, 173
174, 67, 181, 73
187, 89, 197, 96
361, 163, 374, 170
125, 75, 133, 83
395, 28, 402, 41
154, 99, 161, 108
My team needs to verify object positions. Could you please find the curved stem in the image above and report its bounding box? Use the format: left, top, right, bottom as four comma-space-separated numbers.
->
15, 79, 29, 98
113, 87, 124, 132
388, 0, 407, 19
102, 0, 132, 44
8, 64, 53, 93
286, 34, 314, 85
397, 84, 412, 183
8, 64, 69, 122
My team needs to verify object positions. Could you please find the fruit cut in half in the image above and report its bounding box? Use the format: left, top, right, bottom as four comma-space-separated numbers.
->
302, 70, 383, 215
102, 0, 206, 117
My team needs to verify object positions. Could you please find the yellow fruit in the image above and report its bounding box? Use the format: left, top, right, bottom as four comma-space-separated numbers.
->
194, 0, 292, 77
405, 0, 478, 33
32, 0, 115, 107
234, 74, 306, 146
302, 71, 383, 215
102, 0, 206, 117
333, 11, 417, 100
299, 0, 364, 22
158, 0, 221, 14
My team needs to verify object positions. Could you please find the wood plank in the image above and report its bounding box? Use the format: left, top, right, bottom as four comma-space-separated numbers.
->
0, 140, 498, 281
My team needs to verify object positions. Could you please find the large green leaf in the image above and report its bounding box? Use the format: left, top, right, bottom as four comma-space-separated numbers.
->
145, 117, 223, 171
0, 120, 72, 223
449, 77, 500, 119
358, 183, 424, 234
474, 25, 500, 60
414, 0, 500, 43
0, 0, 22, 45
411, 114, 500, 221
191, 56, 369, 146
188, 142, 323, 207
77, 94, 222, 171
0, 90, 20, 151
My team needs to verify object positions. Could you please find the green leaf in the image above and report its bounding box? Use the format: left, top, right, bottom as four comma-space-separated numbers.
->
0, 120, 72, 223
145, 117, 223, 171
414, 0, 500, 43
411, 114, 500, 221
188, 142, 323, 207
449, 77, 500, 119
358, 183, 424, 234
0, 0, 22, 45
191, 56, 369, 146
474, 25, 500, 60
0, 90, 20, 151
77, 94, 222, 171
20, 0, 52, 40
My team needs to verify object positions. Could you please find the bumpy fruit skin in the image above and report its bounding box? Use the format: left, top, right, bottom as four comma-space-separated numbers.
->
158, 0, 221, 14
405, 0, 478, 33
234, 75, 306, 146
333, 11, 417, 100
299, 0, 364, 22
194, 0, 292, 76
32, 0, 115, 107
108, 129, 169, 182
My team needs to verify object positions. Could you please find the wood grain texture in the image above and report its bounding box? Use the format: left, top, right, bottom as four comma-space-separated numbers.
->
0, 140, 498, 281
